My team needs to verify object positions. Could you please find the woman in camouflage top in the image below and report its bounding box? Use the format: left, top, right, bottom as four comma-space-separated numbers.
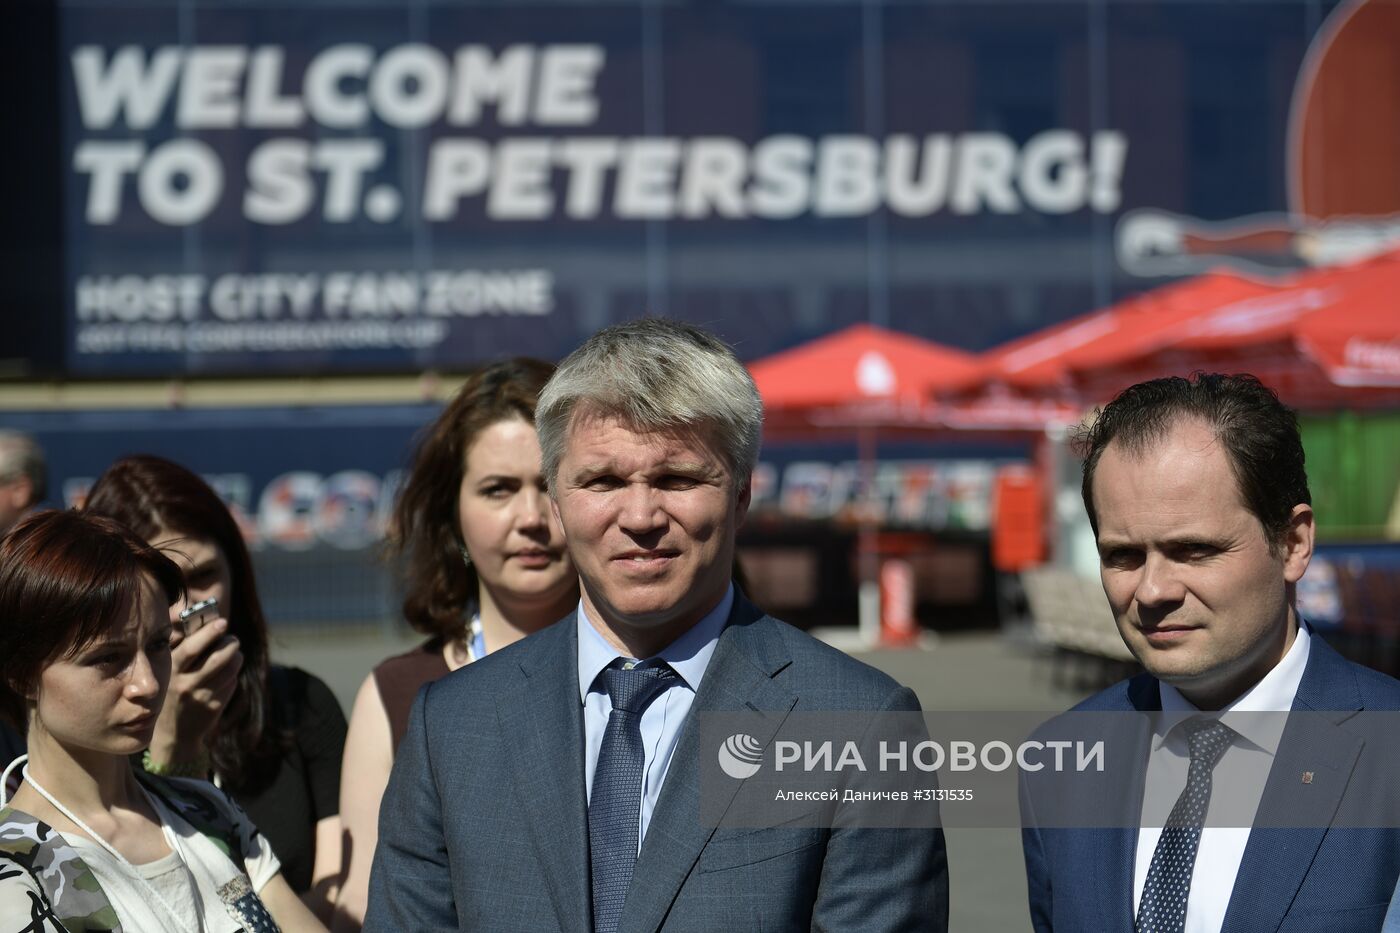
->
0, 510, 324, 932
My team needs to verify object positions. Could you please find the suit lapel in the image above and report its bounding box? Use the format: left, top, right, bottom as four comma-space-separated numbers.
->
617, 599, 798, 933
497, 618, 592, 933
1098, 676, 1159, 930
1221, 633, 1363, 933
1219, 720, 1360, 933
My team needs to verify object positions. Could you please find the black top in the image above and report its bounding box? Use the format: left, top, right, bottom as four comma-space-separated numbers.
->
0, 723, 23, 798
228, 665, 347, 893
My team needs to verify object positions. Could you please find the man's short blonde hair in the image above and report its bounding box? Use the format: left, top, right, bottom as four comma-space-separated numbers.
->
537, 319, 763, 489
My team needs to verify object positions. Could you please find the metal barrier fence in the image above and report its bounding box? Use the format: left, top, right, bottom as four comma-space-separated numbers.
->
251, 547, 404, 632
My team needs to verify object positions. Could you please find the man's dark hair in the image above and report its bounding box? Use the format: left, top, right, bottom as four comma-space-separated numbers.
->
1074, 373, 1310, 550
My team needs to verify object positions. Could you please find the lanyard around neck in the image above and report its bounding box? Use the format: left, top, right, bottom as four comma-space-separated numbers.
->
467, 613, 486, 662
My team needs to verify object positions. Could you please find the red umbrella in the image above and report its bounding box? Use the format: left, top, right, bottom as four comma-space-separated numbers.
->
749, 323, 979, 432
751, 323, 979, 407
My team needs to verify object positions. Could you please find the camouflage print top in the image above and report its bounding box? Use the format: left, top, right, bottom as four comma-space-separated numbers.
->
0, 814, 111, 932
0, 772, 272, 933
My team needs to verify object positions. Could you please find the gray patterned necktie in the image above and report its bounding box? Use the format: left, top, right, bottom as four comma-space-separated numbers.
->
588, 661, 678, 933
1135, 718, 1236, 933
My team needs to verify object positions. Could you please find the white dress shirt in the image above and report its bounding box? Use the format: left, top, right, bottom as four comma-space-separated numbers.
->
1132, 623, 1311, 933
578, 584, 732, 852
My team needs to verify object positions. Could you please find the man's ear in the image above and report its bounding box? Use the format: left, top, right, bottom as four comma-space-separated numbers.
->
1281, 503, 1315, 584
734, 476, 753, 530
549, 495, 567, 543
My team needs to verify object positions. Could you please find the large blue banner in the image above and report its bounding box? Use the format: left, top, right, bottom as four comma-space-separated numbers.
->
61, 0, 1395, 376
6, 405, 1021, 546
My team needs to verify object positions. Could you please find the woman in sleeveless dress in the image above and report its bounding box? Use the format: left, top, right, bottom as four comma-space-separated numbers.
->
333, 358, 579, 931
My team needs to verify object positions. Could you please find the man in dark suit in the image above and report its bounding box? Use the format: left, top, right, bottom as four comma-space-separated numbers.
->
366, 319, 948, 932
1022, 373, 1400, 932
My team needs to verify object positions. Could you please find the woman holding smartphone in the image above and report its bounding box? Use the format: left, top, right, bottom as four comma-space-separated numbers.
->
333, 358, 579, 931
84, 456, 348, 921
0, 509, 324, 932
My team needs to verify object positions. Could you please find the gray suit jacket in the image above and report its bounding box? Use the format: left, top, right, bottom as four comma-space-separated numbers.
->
365, 594, 949, 932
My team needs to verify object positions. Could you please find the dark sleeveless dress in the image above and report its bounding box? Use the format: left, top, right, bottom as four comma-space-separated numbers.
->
372, 638, 452, 755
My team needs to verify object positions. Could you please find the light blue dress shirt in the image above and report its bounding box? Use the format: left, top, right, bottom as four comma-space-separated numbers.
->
577, 584, 732, 853
1385, 877, 1400, 933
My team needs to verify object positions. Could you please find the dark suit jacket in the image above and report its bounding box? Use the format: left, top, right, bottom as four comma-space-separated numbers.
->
1022, 631, 1400, 932
365, 594, 949, 932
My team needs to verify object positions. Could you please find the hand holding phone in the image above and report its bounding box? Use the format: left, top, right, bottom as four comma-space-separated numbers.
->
150, 597, 241, 770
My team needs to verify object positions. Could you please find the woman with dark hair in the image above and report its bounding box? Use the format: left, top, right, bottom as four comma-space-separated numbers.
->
333, 358, 579, 930
0, 509, 323, 931
84, 455, 347, 920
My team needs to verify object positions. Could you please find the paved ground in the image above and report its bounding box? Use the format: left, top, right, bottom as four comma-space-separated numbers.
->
274, 626, 1097, 933
854, 634, 1096, 932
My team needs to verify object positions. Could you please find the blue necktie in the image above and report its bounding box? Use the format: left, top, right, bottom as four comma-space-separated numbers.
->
589, 661, 678, 933
1136, 718, 1235, 933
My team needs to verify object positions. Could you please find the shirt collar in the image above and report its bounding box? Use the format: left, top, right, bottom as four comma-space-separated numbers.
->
1155, 620, 1311, 755
576, 583, 734, 705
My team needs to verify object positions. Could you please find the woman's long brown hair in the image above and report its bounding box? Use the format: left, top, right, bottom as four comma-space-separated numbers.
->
84, 455, 278, 792
390, 357, 556, 641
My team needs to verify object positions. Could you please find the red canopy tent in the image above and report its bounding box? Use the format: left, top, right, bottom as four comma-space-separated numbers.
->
944, 250, 1400, 412
924, 270, 1277, 431
957, 269, 1278, 395
1072, 249, 1400, 408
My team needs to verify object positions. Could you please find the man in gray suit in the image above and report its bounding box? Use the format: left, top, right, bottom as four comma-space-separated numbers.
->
366, 319, 948, 932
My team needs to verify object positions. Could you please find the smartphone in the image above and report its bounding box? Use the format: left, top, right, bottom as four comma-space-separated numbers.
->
179, 597, 219, 636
